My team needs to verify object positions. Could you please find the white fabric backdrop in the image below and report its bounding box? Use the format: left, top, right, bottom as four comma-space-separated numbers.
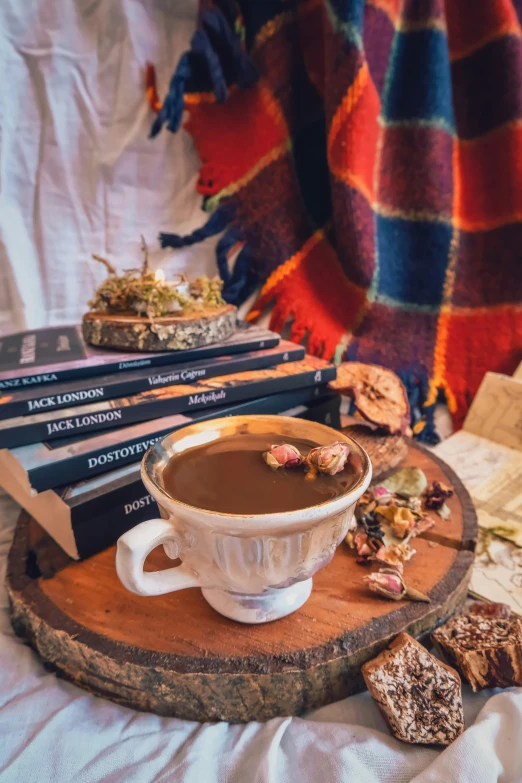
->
0, 0, 222, 335
0, 2, 520, 781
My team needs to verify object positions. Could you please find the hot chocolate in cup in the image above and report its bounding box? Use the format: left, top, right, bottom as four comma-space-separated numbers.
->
116, 415, 372, 624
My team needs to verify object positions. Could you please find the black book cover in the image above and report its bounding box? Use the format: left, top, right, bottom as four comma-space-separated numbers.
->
4, 383, 333, 492
24, 393, 341, 562
0, 322, 279, 389
0, 356, 336, 448
0, 341, 304, 420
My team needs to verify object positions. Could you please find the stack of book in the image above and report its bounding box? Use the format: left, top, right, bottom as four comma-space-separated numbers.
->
0, 323, 339, 560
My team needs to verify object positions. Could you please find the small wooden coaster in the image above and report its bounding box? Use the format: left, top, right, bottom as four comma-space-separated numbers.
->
7, 442, 477, 723
82, 305, 237, 352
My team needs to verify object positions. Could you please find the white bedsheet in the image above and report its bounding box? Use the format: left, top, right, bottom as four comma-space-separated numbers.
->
0, 493, 519, 783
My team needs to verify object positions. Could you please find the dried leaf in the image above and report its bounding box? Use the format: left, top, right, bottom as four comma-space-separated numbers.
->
382, 467, 428, 499
331, 362, 411, 435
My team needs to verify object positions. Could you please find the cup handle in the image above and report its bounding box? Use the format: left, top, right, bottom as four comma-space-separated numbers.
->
116, 518, 200, 596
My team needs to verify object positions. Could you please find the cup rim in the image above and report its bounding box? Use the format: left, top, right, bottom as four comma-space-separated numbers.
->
141, 415, 372, 526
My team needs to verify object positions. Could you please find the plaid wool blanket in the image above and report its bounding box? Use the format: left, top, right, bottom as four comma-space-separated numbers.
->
148, 0, 522, 440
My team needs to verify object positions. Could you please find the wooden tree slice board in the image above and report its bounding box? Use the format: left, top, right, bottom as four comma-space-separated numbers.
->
82, 305, 237, 351
7, 442, 477, 723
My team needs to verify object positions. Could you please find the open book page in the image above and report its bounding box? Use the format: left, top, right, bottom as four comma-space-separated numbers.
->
470, 458, 522, 547
513, 361, 522, 380
469, 534, 522, 616
464, 372, 522, 451
433, 371, 522, 616
434, 430, 519, 489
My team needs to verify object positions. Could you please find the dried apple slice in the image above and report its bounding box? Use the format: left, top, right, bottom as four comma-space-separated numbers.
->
330, 362, 410, 435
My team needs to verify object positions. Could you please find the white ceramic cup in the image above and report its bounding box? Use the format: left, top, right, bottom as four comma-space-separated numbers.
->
116, 415, 372, 624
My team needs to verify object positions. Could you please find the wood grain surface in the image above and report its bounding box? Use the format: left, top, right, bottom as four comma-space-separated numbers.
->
82, 305, 237, 351
7, 442, 477, 722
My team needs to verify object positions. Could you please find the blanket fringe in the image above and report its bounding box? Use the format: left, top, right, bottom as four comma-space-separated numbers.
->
267, 289, 342, 360
148, 3, 257, 138
398, 372, 440, 445
150, 53, 191, 138
160, 208, 256, 305
150, 3, 259, 306
216, 224, 258, 303
159, 204, 235, 249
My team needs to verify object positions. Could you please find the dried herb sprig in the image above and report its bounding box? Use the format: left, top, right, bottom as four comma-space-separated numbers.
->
88, 245, 226, 320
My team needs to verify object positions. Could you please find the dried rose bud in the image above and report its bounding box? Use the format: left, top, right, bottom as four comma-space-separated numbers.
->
363, 567, 430, 603
306, 441, 350, 476
263, 443, 303, 470
364, 569, 405, 599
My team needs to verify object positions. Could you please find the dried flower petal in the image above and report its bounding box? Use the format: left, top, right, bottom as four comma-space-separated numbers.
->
424, 481, 453, 510
354, 531, 373, 557
412, 515, 436, 537
407, 497, 423, 514
353, 530, 382, 564
376, 504, 417, 538
306, 441, 350, 476
375, 542, 416, 567
263, 443, 303, 470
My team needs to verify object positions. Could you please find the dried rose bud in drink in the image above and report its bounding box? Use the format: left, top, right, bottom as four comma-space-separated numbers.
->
306, 442, 350, 476
262, 444, 303, 470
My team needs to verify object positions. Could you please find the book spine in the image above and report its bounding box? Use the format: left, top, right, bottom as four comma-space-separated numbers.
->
1, 335, 280, 388
26, 385, 331, 491
71, 481, 159, 560
296, 394, 342, 430
0, 345, 304, 420
2, 365, 336, 448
